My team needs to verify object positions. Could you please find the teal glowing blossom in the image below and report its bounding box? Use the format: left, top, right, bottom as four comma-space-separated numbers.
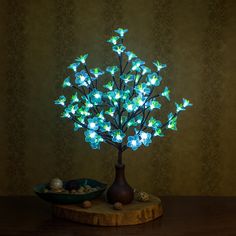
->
148, 100, 161, 110
105, 107, 115, 117
127, 135, 142, 151
74, 122, 82, 131
68, 63, 79, 72
134, 83, 151, 96
131, 59, 145, 71
120, 74, 135, 83
84, 130, 103, 149
147, 117, 162, 130
154, 128, 164, 137
167, 113, 177, 130
106, 66, 119, 75
123, 100, 137, 112
54, 27, 192, 152
140, 66, 151, 75
132, 95, 147, 107
139, 131, 152, 147
89, 89, 103, 105
103, 81, 114, 91
66, 104, 78, 115
153, 60, 167, 72
71, 92, 79, 103
87, 117, 99, 130
100, 121, 111, 132
62, 77, 72, 88
76, 54, 88, 64
147, 73, 162, 86
183, 98, 192, 108
114, 28, 128, 37
55, 95, 66, 106
112, 44, 126, 55
111, 130, 125, 143
75, 70, 90, 87
125, 51, 137, 61
161, 86, 170, 101
107, 36, 120, 45
90, 68, 104, 78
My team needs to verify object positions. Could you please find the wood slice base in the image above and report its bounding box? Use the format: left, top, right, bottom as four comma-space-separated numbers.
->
53, 195, 163, 226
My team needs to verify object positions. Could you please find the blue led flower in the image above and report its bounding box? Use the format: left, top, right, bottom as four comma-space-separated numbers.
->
90, 68, 104, 78
125, 51, 137, 61
120, 74, 135, 83
167, 113, 177, 130
133, 95, 147, 107
76, 54, 88, 64
107, 36, 120, 45
55, 95, 66, 106
71, 92, 79, 103
147, 117, 162, 129
111, 130, 125, 143
153, 60, 167, 72
123, 100, 137, 112
61, 110, 71, 118
147, 73, 162, 86
77, 106, 91, 117
62, 77, 72, 88
127, 118, 138, 127
140, 66, 151, 75
106, 66, 119, 76
175, 102, 185, 112
74, 122, 82, 131
134, 83, 151, 96
105, 107, 116, 117
148, 100, 161, 110
154, 128, 164, 137
114, 28, 128, 37
75, 70, 90, 87
161, 87, 170, 101
112, 44, 126, 55
66, 104, 78, 115
131, 59, 145, 71
127, 135, 142, 151
103, 81, 114, 91
84, 130, 103, 149
68, 63, 79, 72
89, 89, 103, 105
87, 117, 99, 130
182, 98, 192, 108
100, 121, 111, 132
139, 131, 152, 146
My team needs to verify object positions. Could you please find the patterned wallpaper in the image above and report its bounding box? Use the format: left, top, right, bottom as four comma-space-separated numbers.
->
0, 0, 235, 196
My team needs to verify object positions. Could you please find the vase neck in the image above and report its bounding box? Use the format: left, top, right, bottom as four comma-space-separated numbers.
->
114, 164, 126, 183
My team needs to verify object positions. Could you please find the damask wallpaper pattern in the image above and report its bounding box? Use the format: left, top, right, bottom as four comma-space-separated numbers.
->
0, 0, 235, 195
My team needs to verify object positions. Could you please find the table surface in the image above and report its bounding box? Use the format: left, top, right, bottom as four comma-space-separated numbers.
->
0, 196, 235, 236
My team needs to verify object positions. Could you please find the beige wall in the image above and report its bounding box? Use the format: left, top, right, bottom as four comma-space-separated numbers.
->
0, 0, 235, 196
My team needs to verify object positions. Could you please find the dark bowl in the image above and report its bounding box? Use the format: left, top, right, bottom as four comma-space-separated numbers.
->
34, 178, 107, 204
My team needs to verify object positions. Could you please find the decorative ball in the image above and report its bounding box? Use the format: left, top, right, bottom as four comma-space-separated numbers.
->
113, 202, 123, 210
136, 191, 150, 202
50, 178, 63, 191
82, 200, 92, 208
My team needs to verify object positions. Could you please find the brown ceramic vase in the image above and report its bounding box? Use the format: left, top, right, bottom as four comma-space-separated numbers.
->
106, 164, 134, 204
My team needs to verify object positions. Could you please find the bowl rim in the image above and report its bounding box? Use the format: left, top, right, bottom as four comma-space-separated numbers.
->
33, 178, 107, 195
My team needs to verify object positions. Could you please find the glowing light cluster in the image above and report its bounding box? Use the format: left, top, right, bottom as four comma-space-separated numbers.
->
54, 27, 192, 151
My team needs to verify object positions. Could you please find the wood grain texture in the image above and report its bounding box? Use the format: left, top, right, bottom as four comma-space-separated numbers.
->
53, 195, 163, 226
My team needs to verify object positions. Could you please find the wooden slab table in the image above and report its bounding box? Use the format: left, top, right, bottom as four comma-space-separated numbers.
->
53, 195, 163, 226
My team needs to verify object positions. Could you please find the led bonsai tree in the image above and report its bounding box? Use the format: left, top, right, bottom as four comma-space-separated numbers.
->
54, 28, 192, 204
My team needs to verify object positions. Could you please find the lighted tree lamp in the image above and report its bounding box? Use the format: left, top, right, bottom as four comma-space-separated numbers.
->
54, 28, 192, 205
